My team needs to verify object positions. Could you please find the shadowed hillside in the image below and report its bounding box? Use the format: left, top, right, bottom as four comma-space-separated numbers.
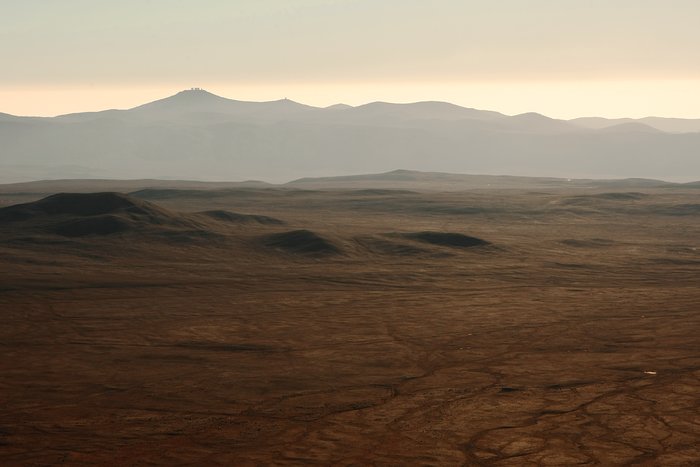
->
262, 229, 341, 256
0, 192, 202, 238
0, 192, 283, 240
396, 231, 490, 248
196, 210, 284, 225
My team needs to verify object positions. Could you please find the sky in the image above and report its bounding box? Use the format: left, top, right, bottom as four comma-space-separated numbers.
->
3, 0, 700, 118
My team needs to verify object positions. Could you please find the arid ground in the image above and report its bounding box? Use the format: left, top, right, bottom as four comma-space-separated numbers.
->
1, 184, 700, 465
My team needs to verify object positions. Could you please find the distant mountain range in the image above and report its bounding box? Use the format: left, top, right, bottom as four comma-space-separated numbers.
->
1, 89, 700, 183
3, 169, 697, 194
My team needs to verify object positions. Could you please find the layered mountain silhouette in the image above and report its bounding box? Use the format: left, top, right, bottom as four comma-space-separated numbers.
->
2, 89, 700, 183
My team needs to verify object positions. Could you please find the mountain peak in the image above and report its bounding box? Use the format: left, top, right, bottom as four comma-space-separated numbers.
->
168, 88, 225, 102
513, 112, 551, 120
175, 87, 215, 96
326, 103, 353, 110
130, 88, 236, 113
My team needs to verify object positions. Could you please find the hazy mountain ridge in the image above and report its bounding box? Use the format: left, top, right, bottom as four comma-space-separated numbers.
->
2, 169, 695, 194
572, 116, 700, 133
10, 89, 699, 131
286, 169, 684, 190
2, 89, 700, 183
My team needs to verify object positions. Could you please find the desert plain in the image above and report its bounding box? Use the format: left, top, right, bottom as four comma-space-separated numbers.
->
1, 180, 700, 465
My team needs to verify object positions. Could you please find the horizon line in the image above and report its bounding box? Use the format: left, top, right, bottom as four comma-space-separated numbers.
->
3, 80, 700, 120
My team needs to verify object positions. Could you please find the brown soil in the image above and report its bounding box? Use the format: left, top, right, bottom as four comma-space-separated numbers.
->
1, 186, 700, 465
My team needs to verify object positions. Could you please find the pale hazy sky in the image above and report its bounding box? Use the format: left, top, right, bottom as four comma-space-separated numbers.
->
3, 0, 700, 118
